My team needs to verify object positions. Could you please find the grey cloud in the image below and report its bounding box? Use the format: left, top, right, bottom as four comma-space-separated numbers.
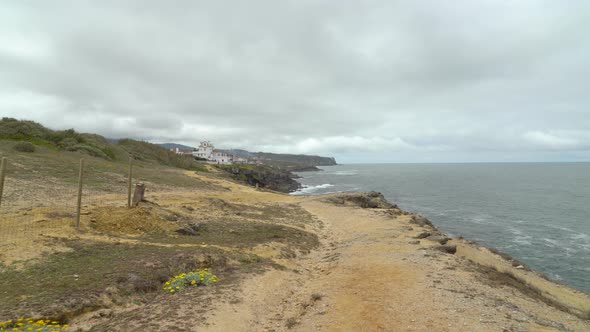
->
1, 0, 590, 162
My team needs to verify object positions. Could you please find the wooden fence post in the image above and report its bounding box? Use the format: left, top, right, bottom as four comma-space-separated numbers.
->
127, 157, 133, 208
76, 158, 84, 229
131, 183, 145, 207
0, 157, 6, 208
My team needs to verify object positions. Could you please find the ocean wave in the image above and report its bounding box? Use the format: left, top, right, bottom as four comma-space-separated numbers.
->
290, 183, 334, 195
331, 170, 358, 176
513, 235, 533, 246
543, 238, 559, 247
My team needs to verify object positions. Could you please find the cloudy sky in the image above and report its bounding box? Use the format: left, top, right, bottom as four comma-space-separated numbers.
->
1, 1, 589, 163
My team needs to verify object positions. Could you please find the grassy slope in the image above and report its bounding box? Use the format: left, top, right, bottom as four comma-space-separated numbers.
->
0, 134, 321, 329
0, 140, 207, 191
0, 118, 207, 177
0, 118, 211, 192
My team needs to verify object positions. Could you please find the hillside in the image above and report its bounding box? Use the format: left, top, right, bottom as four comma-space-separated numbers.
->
253, 152, 336, 167
0, 118, 206, 172
158, 143, 195, 151
157, 143, 337, 170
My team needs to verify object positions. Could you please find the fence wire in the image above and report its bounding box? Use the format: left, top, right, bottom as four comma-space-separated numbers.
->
0, 157, 135, 242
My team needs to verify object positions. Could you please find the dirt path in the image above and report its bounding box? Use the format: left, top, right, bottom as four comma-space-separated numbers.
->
203, 198, 590, 332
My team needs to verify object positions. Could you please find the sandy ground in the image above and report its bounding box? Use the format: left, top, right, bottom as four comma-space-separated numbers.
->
198, 197, 589, 332
2, 170, 589, 331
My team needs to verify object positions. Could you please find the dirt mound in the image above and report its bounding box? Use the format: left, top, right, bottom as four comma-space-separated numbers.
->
89, 205, 179, 235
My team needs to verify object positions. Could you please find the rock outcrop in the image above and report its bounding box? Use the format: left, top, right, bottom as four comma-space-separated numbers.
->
324, 192, 397, 209
218, 164, 301, 193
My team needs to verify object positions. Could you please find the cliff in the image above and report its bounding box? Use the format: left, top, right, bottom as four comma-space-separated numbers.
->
216, 164, 301, 193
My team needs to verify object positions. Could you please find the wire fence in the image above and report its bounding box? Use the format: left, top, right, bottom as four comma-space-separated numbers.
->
0, 157, 137, 242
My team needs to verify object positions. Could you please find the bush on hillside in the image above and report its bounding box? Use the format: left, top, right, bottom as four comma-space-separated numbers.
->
13, 141, 36, 153
0, 118, 118, 160
65, 144, 109, 159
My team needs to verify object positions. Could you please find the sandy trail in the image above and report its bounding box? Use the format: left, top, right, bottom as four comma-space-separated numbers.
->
204, 200, 461, 331
203, 198, 590, 332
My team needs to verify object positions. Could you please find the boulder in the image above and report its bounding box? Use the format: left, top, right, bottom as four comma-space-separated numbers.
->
408, 240, 421, 245
432, 245, 457, 255
409, 215, 433, 227
427, 235, 451, 245
414, 231, 431, 239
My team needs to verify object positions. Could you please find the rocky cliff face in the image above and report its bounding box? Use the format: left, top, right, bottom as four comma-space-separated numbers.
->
218, 164, 301, 193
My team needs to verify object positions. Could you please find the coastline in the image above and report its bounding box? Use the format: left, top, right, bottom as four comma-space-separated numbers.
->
2, 168, 588, 331
319, 191, 590, 320
198, 169, 590, 329
203, 186, 590, 331
291, 164, 590, 296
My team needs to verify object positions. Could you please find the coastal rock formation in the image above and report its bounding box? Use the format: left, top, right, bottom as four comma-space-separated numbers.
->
432, 244, 457, 254
427, 234, 451, 245
409, 214, 433, 227
218, 164, 301, 193
324, 191, 397, 209
414, 231, 431, 239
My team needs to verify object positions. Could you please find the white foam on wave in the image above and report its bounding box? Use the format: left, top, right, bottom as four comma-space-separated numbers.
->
508, 227, 533, 246
543, 238, 559, 247
290, 183, 334, 195
331, 170, 358, 176
570, 233, 590, 241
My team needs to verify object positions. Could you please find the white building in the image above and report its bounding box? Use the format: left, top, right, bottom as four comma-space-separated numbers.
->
192, 141, 233, 164
193, 141, 214, 159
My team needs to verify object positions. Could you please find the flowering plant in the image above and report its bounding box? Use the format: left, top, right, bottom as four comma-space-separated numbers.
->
163, 268, 218, 293
0, 318, 68, 331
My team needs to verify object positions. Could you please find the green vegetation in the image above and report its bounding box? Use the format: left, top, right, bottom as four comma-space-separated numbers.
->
0, 240, 270, 321
0, 118, 207, 172
118, 139, 206, 171
162, 269, 218, 293
0, 118, 210, 191
0, 118, 117, 160
0, 318, 68, 331
0, 140, 210, 191
254, 152, 336, 167
12, 141, 35, 153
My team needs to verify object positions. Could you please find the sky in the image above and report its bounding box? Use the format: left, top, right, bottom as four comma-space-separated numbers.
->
1, 1, 590, 163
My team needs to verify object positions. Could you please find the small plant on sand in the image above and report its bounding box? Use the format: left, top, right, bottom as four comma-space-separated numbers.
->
162, 268, 218, 293
0, 317, 68, 331
285, 317, 298, 329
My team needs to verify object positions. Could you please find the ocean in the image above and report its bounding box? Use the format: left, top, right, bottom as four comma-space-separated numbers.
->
292, 163, 590, 294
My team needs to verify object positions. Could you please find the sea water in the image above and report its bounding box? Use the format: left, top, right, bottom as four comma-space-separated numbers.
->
292, 163, 590, 293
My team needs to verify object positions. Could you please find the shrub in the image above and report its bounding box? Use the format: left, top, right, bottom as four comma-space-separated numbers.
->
162, 268, 218, 293
0, 317, 68, 331
13, 141, 35, 153
66, 144, 108, 159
